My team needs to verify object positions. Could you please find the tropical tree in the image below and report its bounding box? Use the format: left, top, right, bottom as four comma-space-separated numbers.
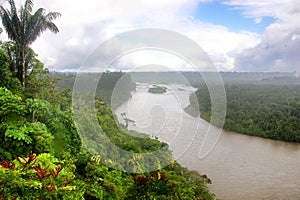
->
0, 0, 61, 87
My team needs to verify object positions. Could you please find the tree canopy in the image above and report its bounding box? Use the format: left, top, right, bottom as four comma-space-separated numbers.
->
193, 83, 300, 142
0, 0, 61, 87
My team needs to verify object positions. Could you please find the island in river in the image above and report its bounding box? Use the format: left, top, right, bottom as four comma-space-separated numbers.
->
148, 85, 167, 94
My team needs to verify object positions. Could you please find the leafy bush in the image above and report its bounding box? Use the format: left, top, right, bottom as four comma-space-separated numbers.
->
0, 153, 85, 199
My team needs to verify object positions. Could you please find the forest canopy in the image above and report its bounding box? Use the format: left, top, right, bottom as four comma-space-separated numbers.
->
192, 83, 300, 143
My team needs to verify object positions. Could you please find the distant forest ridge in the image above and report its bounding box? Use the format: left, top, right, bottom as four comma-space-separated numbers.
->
51, 71, 299, 86
129, 71, 299, 85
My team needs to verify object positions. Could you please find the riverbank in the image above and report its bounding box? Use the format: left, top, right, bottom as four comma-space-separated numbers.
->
115, 82, 300, 200
193, 83, 300, 143
184, 104, 200, 118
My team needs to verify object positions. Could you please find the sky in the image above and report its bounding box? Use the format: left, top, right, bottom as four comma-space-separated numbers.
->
0, 0, 299, 73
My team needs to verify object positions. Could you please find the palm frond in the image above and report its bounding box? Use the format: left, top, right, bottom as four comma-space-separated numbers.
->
45, 11, 61, 21
44, 21, 59, 33
7, 0, 17, 17
25, 8, 60, 45
25, 8, 45, 45
21, 0, 34, 34
24, 0, 34, 13
0, 6, 20, 43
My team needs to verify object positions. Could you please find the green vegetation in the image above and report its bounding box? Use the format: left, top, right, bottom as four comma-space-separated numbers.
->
129, 71, 300, 85
0, 82, 215, 199
0, 153, 85, 199
148, 85, 167, 94
0, 1, 215, 198
193, 83, 300, 142
0, 0, 61, 87
52, 71, 136, 110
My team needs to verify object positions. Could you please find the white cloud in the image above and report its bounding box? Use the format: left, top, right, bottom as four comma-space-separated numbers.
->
1, 0, 298, 72
224, 0, 300, 72
32, 0, 259, 71
110, 50, 194, 72
254, 18, 262, 24
222, 0, 293, 19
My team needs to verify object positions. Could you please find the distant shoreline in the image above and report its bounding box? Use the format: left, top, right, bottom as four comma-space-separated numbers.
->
184, 104, 200, 118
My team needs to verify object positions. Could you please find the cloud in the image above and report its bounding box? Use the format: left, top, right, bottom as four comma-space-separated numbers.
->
254, 18, 262, 24
31, 0, 259, 72
224, 0, 300, 72
29, 0, 202, 70
1, 0, 298, 72
233, 23, 300, 72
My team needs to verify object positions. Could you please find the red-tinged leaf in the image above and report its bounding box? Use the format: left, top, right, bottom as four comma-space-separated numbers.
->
44, 173, 51, 179
31, 158, 37, 166
9, 162, 15, 170
0, 161, 9, 168
33, 163, 41, 172
0, 161, 15, 170
41, 165, 50, 176
36, 173, 43, 180
46, 182, 55, 192
34, 163, 42, 171
50, 169, 56, 178
56, 167, 63, 174
28, 154, 36, 164
16, 157, 23, 165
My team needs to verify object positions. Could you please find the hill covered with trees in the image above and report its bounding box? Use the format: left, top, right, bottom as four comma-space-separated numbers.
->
192, 83, 300, 143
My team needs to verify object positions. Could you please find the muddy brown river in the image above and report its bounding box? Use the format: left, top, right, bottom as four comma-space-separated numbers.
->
115, 83, 300, 200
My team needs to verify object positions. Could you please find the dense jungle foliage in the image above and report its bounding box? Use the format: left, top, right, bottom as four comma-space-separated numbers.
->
0, 15, 215, 200
0, 50, 215, 200
192, 83, 300, 143
52, 72, 136, 110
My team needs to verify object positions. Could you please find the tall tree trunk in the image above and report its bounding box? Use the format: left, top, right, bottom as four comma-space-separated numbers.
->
21, 46, 25, 88
17, 47, 22, 84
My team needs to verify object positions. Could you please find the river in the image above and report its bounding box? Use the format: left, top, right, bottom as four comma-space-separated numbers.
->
115, 83, 300, 200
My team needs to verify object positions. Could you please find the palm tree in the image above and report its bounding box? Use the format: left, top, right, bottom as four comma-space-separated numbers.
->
0, 0, 61, 87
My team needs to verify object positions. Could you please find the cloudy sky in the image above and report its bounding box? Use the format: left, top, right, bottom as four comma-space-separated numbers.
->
1, 0, 299, 72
